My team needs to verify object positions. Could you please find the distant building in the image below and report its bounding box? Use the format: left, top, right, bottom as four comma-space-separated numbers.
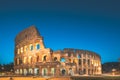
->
102, 62, 120, 74
14, 26, 101, 76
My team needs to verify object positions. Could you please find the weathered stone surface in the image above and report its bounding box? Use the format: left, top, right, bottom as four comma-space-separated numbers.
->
14, 25, 101, 76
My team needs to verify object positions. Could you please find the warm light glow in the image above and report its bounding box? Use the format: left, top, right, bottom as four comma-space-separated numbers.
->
21, 47, 23, 53
24, 46, 27, 52
28, 56, 32, 64
17, 58, 19, 65
17, 49, 20, 54
23, 57, 27, 64
30, 44, 33, 51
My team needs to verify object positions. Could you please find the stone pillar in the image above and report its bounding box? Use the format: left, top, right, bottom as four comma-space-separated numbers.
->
47, 67, 51, 76
76, 58, 79, 74
56, 67, 60, 76
81, 54, 83, 73
39, 67, 42, 76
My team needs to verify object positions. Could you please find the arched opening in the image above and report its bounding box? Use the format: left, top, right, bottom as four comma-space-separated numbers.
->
83, 69, 86, 74
20, 69, 22, 75
68, 68, 73, 76
51, 68, 56, 76
54, 57, 57, 61
69, 59, 71, 63
77, 54, 81, 58
43, 55, 47, 61
36, 44, 40, 50
28, 68, 33, 75
34, 68, 39, 75
23, 57, 27, 64
28, 56, 32, 64
42, 68, 48, 76
79, 68, 82, 75
73, 59, 76, 64
79, 59, 81, 65
88, 69, 91, 75
23, 69, 27, 75
30, 44, 33, 51
16, 69, 19, 74
61, 69, 66, 75
19, 58, 22, 65
60, 57, 66, 62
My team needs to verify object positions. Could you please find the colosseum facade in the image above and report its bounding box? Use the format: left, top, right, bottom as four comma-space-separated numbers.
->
14, 26, 102, 76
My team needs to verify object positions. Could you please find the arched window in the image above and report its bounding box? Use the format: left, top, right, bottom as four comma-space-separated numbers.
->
83, 69, 86, 74
73, 59, 76, 64
24, 46, 27, 52
23, 57, 27, 64
30, 45, 33, 51
77, 54, 81, 58
60, 58, 66, 62
79, 59, 81, 65
21, 47, 23, 53
43, 55, 47, 61
88, 59, 90, 66
36, 44, 40, 50
28, 56, 32, 64
54, 57, 57, 61
19, 58, 22, 64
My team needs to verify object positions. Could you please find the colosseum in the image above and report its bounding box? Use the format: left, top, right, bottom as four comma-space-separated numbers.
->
14, 26, 102, 76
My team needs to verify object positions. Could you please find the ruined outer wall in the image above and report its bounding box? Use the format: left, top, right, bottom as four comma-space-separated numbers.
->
53, 48, 101, 75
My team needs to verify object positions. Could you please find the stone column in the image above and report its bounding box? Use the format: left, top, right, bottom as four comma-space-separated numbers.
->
81, 54, 83, 74
47, 67, 51, 76
39, 66, 42, 76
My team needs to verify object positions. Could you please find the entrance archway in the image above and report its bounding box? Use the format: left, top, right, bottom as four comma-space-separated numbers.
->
68, 68, 73, 76
61, 69, 66, 75
34, 68, 39, 75
42, 68, 48, 76
42, 55, 47, 61
23, 69, 27, 75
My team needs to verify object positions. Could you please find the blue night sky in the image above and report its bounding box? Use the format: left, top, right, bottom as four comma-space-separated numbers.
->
0, 0, 120, 64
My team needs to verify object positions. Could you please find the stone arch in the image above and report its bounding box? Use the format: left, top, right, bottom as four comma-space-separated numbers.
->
42, 68, 48, 76
23, 69, 27, 75
23, 57, 27, 64
83, 69, 86, 74
54, 57, 57, 61
28, 56, 32, 64
42, 55, 47, 61
36, 43, 40, 50
68, 68, 74, 76
60, 57, 66, 62
61, 68, 66, 75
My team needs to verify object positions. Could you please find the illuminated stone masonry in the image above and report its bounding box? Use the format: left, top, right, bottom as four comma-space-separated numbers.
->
14, 26, 102, 76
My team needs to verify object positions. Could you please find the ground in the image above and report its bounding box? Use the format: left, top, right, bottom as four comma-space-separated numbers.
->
0, 76, 120, 80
